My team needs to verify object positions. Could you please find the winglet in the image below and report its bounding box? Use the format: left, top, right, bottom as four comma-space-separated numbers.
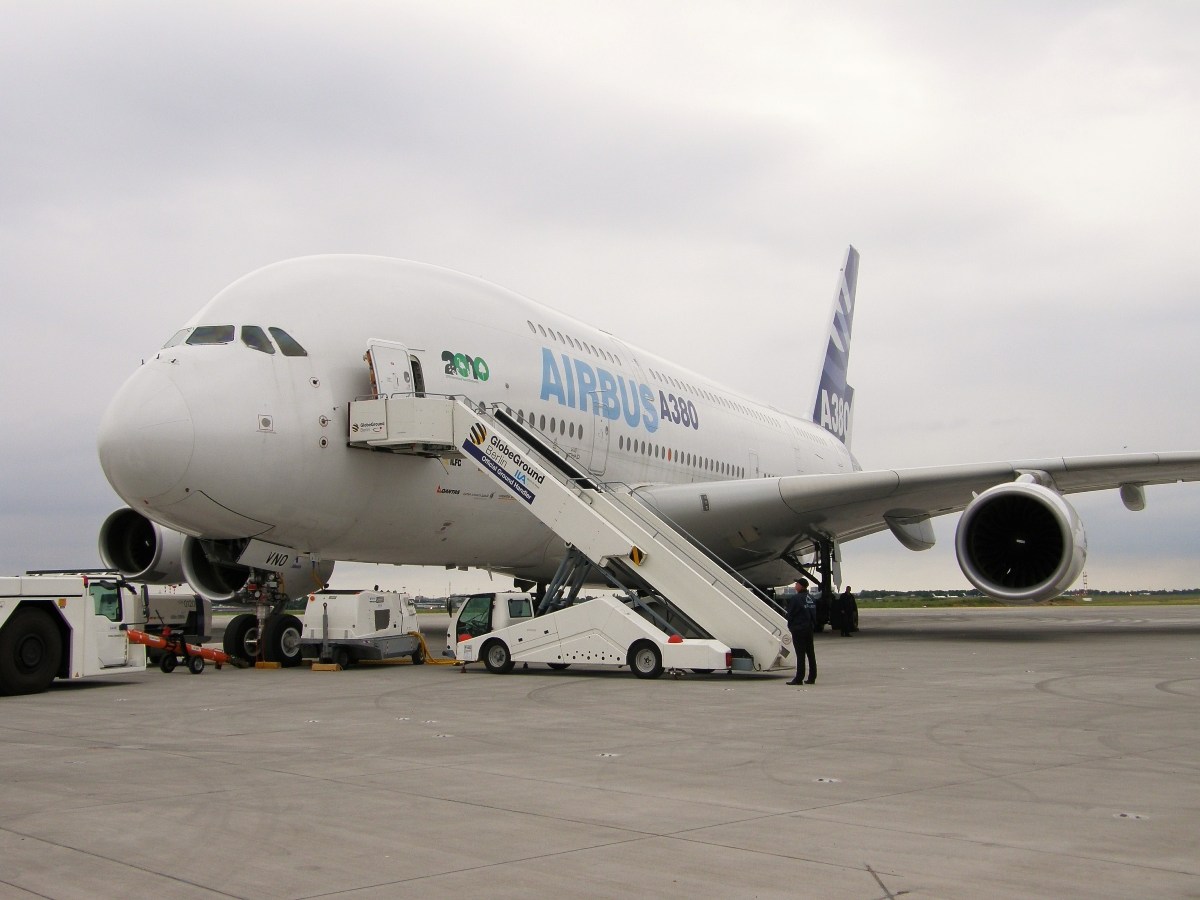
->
810, 246, 859, 447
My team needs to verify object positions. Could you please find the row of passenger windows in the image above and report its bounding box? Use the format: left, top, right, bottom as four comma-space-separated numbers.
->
162, 325, 308, 357
618, 434, 745, 478
527, 320, 622, 367
645, 366, 781, 428
510, 408, 585, 441
505, 406, 744, 479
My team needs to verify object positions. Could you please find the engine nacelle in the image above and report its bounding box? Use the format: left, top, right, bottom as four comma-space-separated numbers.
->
99, 508, 186, 584
181, 537, 250, 600
182, 536, 334, 602
955, 481, 1087, 603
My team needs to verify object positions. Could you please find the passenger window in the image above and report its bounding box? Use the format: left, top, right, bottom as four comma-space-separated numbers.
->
268, 327, 308, 357
241, 326, 276, 354
90, 585, 122, 622
186, 325, 235, 345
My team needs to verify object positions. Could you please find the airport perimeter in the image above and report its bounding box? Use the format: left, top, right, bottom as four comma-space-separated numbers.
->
2, 605, 1198, 899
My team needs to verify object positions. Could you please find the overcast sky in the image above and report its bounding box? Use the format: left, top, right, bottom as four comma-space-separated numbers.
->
2, 1, 1198, 595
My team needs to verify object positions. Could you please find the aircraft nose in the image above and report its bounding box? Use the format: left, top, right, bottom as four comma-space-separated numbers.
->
97, 365, 195, 503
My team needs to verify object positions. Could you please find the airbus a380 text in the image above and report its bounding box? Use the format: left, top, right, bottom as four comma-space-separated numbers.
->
95, 248, 1200, 663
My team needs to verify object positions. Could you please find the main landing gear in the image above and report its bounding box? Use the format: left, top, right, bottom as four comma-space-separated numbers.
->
221, 569, 307, 667
223, 611, 304, 666
783, 538, 838, 632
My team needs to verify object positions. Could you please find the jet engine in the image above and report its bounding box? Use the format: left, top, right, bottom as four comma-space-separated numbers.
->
954, 481, 1087, 603
181, 536, 334, 602
99, 508, 186, 584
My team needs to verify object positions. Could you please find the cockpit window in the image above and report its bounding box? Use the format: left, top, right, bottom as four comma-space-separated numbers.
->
269, 327, 308, 357
186, 325, 235, 345
241, 326, 276, 354
162, 329, 191, 348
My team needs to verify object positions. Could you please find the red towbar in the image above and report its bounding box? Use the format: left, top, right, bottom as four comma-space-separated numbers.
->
128, 627, 248, 674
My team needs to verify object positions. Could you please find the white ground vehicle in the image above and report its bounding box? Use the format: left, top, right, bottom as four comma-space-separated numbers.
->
445, 591, 535, 656
453, 592, 732, 678
144, 588, 211, 642
300, 589, 425, 667
0, 574, 148, 695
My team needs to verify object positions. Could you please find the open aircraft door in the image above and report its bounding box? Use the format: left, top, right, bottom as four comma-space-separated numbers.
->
366, 339, 415, 396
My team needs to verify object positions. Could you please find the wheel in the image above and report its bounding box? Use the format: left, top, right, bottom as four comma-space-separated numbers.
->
159, 654, 178, 673
629, 642, 663, 679
690, 668, 714, 675
411, 644, 425, 665
482, 639, 514, 674
223, 614, 258, 663
0, 608, 62, 695
264, 614, 304, 667
333, 647, 351, 668
187, 654, 205, 674
547, 662, 570, 670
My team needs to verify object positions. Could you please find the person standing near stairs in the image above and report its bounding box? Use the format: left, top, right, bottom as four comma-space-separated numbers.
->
786, 579, 817, 685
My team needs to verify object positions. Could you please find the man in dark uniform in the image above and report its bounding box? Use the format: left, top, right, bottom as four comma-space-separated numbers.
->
786, 579, 817, 685
836, 585, 858, 636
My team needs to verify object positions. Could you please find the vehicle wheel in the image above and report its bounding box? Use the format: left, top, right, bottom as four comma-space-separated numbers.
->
482, 639, 514, 674
333, 647, 351, 668
411, 644, 425, 665
159, 654, 178, 673
264, 614, 304, 667
223, 614, 258, 663
187, 654, 205, 674
0, 608, 62, 695
629, 642, 663, 679
691, 668, 714, 675
547, 662, 570, 670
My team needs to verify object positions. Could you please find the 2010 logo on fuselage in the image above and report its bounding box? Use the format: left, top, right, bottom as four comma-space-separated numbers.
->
443, 350, 489, 381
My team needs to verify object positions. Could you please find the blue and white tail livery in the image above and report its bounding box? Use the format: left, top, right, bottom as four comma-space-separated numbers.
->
811, 245, 859, 447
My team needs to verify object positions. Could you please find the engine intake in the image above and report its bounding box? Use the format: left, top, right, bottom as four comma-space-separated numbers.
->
99, 508, 186, 584
182, 537, 251, 600
955, 481, 1086, 603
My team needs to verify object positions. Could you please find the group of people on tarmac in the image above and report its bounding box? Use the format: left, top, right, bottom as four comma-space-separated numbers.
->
783, 580, 858, 686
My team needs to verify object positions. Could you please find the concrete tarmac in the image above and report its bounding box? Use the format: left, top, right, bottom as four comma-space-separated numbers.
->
2, 606, 1198, 899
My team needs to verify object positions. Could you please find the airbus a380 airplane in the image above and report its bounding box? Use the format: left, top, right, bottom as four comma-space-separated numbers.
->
96, 248, 1200, 663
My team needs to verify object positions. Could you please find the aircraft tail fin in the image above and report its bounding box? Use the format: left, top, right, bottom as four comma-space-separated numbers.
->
810, 245, 860, 448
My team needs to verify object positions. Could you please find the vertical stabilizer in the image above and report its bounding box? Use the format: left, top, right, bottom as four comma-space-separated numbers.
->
811, 246, 859, 447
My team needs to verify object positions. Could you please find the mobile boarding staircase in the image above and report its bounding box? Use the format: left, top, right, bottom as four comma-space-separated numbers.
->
346, 390, 789, 674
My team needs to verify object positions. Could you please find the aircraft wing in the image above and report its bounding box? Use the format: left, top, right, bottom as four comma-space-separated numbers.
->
634, 451, 1200, 569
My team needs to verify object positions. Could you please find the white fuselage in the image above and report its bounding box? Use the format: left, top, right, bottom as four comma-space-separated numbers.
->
98, 256, 855, 579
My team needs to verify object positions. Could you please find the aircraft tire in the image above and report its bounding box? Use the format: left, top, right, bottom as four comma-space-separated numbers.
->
629, 641, 663, 679
482, 639, 514, 674
223, 614, 258, 663
265, 615, 304, 668
0, 608, 62, 695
